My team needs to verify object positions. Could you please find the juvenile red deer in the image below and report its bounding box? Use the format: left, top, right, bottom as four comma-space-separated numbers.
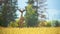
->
18, 9, 25, 27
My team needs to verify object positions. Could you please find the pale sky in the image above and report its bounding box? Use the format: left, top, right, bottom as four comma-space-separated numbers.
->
17, 0, 60, 20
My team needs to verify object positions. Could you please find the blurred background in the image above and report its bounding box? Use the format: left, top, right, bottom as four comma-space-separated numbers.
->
0, 0, 60, 27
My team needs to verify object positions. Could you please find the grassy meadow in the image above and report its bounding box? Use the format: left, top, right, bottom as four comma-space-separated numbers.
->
0, 27, 60, 34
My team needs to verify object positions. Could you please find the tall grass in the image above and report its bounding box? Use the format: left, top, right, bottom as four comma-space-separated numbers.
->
0, 27, 60, 34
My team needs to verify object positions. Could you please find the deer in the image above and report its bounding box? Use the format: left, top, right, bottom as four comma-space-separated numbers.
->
18, 9, 25, 27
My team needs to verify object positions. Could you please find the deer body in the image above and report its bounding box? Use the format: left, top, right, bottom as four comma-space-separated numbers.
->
18, 9, 25, 27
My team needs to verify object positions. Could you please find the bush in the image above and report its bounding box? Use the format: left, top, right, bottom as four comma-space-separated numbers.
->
46, 21, 51, 27
9, 21, 18, 27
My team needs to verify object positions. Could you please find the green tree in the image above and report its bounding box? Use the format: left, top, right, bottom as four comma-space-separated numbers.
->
0, 0, 17, 27
25, 0, 38, 27
55, 20, 60, 27
51, 20, 60, 27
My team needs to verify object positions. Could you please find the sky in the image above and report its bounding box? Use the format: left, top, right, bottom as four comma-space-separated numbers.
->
47, 0, 60, 20
17, 0, 60, 20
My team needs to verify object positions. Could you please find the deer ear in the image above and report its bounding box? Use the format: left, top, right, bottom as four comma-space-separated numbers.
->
23, 10, 25, 11
19, 9, 21, 11
20, 9, 21, 11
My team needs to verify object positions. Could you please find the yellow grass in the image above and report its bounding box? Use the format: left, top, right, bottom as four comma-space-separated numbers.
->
0, 27, 60, 34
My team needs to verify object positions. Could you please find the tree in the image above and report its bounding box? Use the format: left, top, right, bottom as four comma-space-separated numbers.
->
25, 0, 39, 27
51, 20, 60, 27
0, 0, 17, 27
55, 20, 60, 27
